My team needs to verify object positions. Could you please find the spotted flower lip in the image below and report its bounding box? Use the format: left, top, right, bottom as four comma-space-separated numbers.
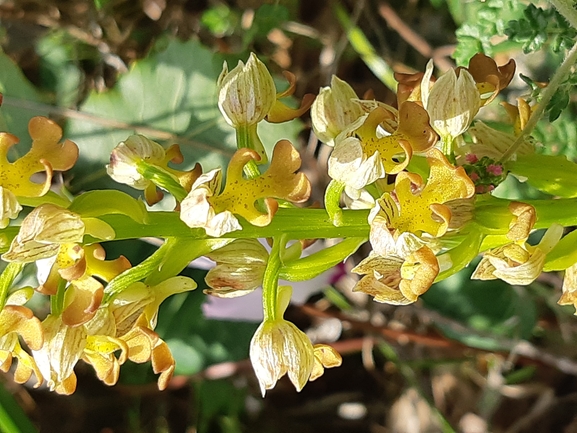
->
179, 168, 241, 237
180, 140, 311, 237
328, 101, 437, 199
379, 149, 475, 238
0, 117, 79, 199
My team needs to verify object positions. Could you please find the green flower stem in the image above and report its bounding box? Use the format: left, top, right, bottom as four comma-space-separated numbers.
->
91, 208, 370, 242
50, 278, 67, 316
0, 262, 23, 309
104, 238, 178, 302
236, 124, 265, 178
136, 161, 188, 201
279, 237, 366, 281
325, 180, 346, 226
262, 236, 285, 322
499, 37, 577, 163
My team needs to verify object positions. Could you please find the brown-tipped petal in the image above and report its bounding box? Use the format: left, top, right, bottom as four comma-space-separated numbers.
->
396, 101, 438, 153
54, 372, 77, 395
507, 202, 536, 241
0, 306, 44, 351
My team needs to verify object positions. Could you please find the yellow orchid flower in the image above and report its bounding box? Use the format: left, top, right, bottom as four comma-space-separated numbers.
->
0, 305, 44, 387
33, 276, 196, 394
249, 285, 341, 395
421, 61, 480, 146
472, 224, 563, 285
380, 149, 475, 238
310, 75, 365, 146
180, 140, 311, 237
107, 135, 202, 205
328, 101, 437, 198
352, 230, 439, 305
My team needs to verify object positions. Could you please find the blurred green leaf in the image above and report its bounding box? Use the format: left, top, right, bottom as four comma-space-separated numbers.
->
508, 154, 577, 198
195, 379, 246, 433
505, 4, 576, 54
453, 0, 524, 65
0, 381, 38, 433
0, 50, 49, 155
156, 271, 258, 375
36, 31, 83, 107
65, 37, 303, 194
201, 4, 240, 37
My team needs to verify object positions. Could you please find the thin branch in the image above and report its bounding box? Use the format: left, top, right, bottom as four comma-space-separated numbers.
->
377, 2, 454, 72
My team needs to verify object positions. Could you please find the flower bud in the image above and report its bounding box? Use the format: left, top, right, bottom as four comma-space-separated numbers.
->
0, 186, 22, 229
205, 239, 268, 298
249, 318, 315, 396
107, 135, 166, 190
311, 75, 364, 146
423, 62, 480, 143
217, 53, 276, 128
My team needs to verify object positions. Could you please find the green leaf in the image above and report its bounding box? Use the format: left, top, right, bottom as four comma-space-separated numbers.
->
0, 381, 38, 433
69, 190, 148, 222
508, 154, 577, 198
65, 37, 235, 191
544, 229, 577, 271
